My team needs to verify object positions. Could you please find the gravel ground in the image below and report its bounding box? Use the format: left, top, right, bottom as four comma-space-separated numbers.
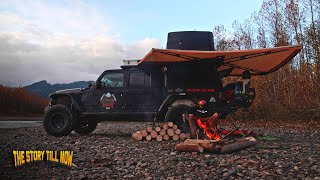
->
0, 120, 319, 179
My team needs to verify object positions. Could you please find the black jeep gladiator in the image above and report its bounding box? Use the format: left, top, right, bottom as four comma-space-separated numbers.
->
43, 31, 255, 137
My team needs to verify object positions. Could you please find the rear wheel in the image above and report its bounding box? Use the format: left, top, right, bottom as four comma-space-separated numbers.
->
43, 105, 74, 137
164, 104, 191, 133
74, 119, 97, 135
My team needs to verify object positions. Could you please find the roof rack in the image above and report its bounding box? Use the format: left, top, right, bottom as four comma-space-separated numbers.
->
121, 59, 140, 69
123, 59, 140, 65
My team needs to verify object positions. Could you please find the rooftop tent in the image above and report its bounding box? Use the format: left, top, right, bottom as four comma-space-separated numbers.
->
138, 45, 302, 76
167, 31, 214, 51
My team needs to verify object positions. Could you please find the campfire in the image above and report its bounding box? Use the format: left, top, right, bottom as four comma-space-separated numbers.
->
196, 119, 254, 140
131, 117, 257, 154
196, 118, 221, 140
175, 112, 258, 153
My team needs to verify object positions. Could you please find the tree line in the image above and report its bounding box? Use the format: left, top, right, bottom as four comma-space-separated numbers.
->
0, 85, 48, 116
218, 0, 320, 120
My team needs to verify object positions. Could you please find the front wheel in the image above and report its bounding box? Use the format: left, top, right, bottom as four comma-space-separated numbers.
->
43, 105, 74, 137
74, 119, 97, 135
164, 104, 191, 133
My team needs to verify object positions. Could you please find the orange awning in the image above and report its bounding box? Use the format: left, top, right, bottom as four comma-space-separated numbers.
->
138, 45, 302, 76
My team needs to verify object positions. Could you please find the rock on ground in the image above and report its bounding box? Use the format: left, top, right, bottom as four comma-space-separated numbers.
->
0, 121, 319, 179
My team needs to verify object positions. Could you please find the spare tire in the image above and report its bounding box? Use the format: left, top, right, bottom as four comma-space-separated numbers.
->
164, 104, 191, 133
74, 119, 97, 135
43, 105, 74, 137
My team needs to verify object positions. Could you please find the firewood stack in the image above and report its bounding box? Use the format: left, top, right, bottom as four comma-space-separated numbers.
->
132, 122, 191, 142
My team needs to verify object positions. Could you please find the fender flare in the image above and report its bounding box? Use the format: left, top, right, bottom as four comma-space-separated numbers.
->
50, 94, 82, 112
157, 95, 196, 116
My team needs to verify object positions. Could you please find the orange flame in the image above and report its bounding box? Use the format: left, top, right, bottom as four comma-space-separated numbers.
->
196, 116, 221, 140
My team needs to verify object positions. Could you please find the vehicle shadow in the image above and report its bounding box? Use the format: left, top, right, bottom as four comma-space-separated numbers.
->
69, 132, 132, 138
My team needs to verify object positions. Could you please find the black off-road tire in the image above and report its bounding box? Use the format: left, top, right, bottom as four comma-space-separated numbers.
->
165, 104, 192, 133
74, 119, 97, 135
44, 106, 50, 114
43, 105, 74, 137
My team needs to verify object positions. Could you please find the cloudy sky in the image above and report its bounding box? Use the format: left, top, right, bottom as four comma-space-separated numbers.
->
0, 0, 263, 87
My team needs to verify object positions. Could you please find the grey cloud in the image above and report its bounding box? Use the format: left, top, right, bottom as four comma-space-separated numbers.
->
0, 34, 41, 53
0, 1, 161, 87
0, 33, 160, 87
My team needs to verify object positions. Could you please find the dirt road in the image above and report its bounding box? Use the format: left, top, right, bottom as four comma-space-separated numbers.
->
0, 121, 319, 179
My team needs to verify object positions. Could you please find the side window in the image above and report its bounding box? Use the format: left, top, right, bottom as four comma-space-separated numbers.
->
100, 73, 124, 88
130, 73, 151, 87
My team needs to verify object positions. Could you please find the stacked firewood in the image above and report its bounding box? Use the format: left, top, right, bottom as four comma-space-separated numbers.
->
132, 122, 191, 141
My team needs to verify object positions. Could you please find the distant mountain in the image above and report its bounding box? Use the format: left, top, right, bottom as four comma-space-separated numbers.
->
24, 80, 93, 98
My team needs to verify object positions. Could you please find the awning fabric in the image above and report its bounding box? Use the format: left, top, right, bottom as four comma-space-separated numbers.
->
138, 45, 302, 76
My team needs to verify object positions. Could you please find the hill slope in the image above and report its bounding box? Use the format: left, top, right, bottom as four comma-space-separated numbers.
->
24, 80, 93, 98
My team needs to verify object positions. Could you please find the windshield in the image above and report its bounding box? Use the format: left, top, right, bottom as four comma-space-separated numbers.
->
100, 73, 124, 88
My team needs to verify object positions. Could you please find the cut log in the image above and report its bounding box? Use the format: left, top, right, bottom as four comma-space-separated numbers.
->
167, 128, 174, 136
146, 135, 152, 141
146, 126, 153, 133
155, 127, 161, 132
163, 134, 170, 141
172, 134, 179, 141
220, 138, 257, 153
244, 136, 257, 142
185, 133, 191, 139
132, 132, 143, 141
131, 132, 136, 139
150, 130, 158, 138
175, 143, 204, 153
184, 139, 221, 144
167, 122, 174, 127
162, 124, 169, 130
160, 129, 166, 136
183, 139, 224, 152
179, 133, 186, 140
174, 129, 181, 135
141, 130, 148, 137
172, 125, 178, 130
182, 137, 257, 153
156, 135, 163, 142
220, 141, 257, 153
184, 139, 225, 150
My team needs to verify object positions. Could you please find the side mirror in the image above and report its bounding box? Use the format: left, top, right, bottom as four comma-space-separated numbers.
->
88, 82, 93, 88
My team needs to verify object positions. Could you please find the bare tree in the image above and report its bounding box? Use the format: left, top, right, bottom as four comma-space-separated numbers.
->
253, 11, 268, 48
304, 0, 320, 72
212, 25, 236, 51
285, 0, 306, 66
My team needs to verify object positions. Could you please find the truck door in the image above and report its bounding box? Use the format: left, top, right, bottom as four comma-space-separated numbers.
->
125, 72, 161, 112
83, 72, 125, 113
